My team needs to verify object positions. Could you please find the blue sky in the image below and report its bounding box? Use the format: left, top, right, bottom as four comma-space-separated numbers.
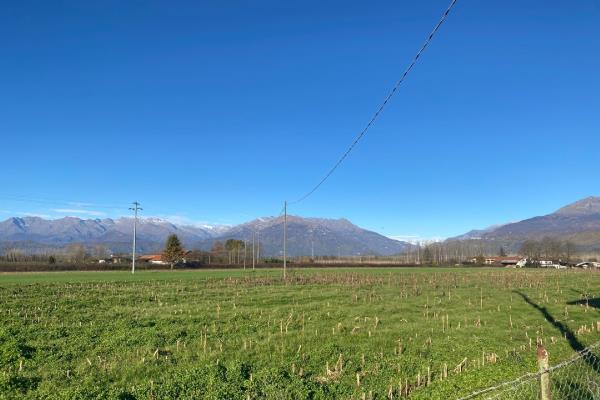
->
1, 0, 599, 240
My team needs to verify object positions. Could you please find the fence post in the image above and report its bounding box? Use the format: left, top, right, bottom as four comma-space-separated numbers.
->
537, 345, 551, 400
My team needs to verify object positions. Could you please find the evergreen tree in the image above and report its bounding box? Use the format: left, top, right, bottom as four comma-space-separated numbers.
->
499, 246, 507, 257
163, 234, 185, 270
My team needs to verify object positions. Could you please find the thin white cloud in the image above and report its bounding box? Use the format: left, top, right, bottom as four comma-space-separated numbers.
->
67, 201, 95, 207
53, 208, 106, 217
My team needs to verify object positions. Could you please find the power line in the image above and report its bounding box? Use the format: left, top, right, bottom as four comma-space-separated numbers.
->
290, 0, 459, 205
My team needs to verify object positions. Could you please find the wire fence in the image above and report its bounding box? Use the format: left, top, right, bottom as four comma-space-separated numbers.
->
457, 342, 600, 400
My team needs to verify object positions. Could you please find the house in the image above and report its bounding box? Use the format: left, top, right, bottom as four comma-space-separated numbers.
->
100, 255, 130, 264
497, 257, 523, 267
538, 260, 562, 268
139, 251, 193, 266
138, 254, 168, 265
537, 260, 567, 269
484, 256, 524, 266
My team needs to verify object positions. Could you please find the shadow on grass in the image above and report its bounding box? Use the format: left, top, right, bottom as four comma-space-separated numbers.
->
514, 291, 600, 374
567, 290, 600, 310
567, 298, 600, 309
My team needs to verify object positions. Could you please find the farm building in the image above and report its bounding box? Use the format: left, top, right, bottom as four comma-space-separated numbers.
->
138, 252, 193, 265
138, 254, 168, 265
484, 256, 524, 267
98, 255, 131, 264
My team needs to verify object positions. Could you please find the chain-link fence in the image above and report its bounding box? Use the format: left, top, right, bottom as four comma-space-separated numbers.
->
457, 342, 600, 400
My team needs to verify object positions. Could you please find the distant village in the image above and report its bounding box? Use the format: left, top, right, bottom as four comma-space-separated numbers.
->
3, 233, 600, 271
96, 243, 600, 270
466, 256, 600, 269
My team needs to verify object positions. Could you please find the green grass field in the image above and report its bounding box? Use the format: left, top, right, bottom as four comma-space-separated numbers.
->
1, 267, 599, 399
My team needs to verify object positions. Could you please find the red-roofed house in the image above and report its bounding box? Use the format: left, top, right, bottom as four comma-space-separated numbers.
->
485, 256, 525, 267
138, 254, 167, 265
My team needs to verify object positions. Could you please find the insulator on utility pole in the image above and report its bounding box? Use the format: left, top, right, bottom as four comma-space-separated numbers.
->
129, 201, 142, 274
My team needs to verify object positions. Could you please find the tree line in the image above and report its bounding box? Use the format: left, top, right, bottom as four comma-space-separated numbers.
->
518, 237, 576, 263
0, 234, 590, 267
0, 243, 110, 264
396, 237, 582, 265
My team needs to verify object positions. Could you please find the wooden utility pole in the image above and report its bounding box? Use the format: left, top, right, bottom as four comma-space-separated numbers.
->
243, 240, 247, 270
283, 200, 287, 279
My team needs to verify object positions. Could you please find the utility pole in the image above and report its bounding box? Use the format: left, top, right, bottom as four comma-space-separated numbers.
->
129, 201, 142, 274
283, 200, 287, 279
252, 232, 256, 270
256, 231, 260, 262
243, 239, 247, 270
309, 229, 314, 260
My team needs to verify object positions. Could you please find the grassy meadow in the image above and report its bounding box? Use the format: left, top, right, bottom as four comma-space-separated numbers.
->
1, 267, 599, 399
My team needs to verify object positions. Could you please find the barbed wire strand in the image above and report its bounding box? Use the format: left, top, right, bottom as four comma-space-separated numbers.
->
290, 0, 459, 205
456, 341, 600, 400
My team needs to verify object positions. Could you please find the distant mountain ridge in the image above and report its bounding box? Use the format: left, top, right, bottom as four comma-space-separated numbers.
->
0, 216, 215, 253
6, 196, 597, 257
0, 215, 409, 256
451, 196, 600, 251
200, 215, 407, 257
452, 223, 509, 240
554, 197, 600, 216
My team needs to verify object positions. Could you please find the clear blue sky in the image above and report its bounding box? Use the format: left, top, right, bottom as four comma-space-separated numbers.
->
1, 0, 599, 240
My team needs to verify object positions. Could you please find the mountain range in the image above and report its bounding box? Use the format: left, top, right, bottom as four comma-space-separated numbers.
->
451, 196, 600, 252
202, 216, 408, 257
2, 196, 600, 257
0, 215, 409, 256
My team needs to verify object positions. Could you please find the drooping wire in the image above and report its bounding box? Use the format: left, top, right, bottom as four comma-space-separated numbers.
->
290, 0, 459, 205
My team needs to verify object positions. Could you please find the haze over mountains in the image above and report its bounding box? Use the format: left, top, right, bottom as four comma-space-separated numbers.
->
0, 215, 409, 256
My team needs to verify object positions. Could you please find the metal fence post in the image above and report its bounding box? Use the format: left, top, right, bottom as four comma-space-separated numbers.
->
537, 345, 551, 400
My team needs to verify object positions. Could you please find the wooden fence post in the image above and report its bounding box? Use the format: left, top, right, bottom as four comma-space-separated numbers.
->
537, 345, 551, 400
